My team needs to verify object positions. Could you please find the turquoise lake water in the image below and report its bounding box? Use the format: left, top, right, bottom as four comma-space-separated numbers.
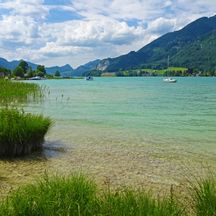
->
28, 77, 216, 155
1, 77, 216, 194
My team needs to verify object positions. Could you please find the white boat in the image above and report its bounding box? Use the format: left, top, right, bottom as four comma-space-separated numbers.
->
163, 77, 177, 83
85, 76, 93, 81
29, 76, 42, 80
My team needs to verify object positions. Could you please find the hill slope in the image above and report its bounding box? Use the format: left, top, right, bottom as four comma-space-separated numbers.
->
97, 15, 216, 72
171, 29, 216, 72
72, 59, 100, 76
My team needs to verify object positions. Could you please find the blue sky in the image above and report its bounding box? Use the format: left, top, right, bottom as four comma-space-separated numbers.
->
0, 0, 215, 68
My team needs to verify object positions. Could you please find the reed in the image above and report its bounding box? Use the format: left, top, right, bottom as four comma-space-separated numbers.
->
0, 174, 184, 216
0, 108, 52, 157
191, 176, 216, 216
0, 79, 43, 106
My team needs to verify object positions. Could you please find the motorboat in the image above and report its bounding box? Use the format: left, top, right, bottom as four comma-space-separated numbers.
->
85, 76, 93, 81
163, 77, 177, 83
29, 76, 42, 80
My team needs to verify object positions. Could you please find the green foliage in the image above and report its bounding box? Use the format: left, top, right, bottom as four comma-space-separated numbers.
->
54, 70, 61, 77
1, 175, 216, 215
0, 79, 42, 105
191, 177, 216, 216
171, 30, 216, 73
0, 108, 52, 157
13, 66, 25, 78
0, 175, 184, 216
26, 70, 34, 78
18, 60, 28, 73
0, 67, 11, 76
36, 65, 46, 77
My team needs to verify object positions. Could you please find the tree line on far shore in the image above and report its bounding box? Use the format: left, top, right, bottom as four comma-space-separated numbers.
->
0, 60, 61, 79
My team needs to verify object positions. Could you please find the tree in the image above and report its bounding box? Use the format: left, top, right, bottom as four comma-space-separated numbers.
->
0, 67, 11, 76
36, 65, 46, 75
18, 60, 28, 73
55, 70, 61, 77
13, 66, 24, 77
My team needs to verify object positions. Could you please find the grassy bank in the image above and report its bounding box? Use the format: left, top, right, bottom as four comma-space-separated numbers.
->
0, 79, 43, 106
0, 108, 52, 157
0, 174, 215, 215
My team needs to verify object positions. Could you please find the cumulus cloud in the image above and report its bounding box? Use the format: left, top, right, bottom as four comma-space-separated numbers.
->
148, 17, 176, 35
44, 18, 144, 47
0, 0, 48, 19
0, 0, 215, 67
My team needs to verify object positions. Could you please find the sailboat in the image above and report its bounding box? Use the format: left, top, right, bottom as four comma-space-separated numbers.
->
163, 55, 177, 83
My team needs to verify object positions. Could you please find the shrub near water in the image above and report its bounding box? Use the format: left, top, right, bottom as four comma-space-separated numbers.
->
0, 175, 184, 216
0, 108, 52, 157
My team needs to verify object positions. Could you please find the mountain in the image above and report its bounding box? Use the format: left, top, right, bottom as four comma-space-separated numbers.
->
0, 58, 73, 76
72, 59, 100, 76
97, 15, 216, 72
46, 64, 73, 76
0, 58, 22, 70
171, 29, 216, 72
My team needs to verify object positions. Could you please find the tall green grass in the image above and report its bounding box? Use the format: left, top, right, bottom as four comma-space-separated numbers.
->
191, 176, 216, 216
1, 174, 215, 215
0, 175, 184, 216
0, 79, 43, 106
0, 108, 52, 157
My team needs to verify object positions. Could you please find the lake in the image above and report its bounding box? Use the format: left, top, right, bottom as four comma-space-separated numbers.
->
1, 77, 216, 195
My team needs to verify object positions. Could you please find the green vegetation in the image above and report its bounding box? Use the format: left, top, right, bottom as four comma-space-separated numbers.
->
0, 79, 51, 157
0, 174, 215, 215
0, 175, 183, 216
0, 108, 52, 157
171, 29, 216, 74
0, 67, 11, 77
54, 70, 61, 77
12, 60, 46, 78
87, 67, 198, 77
0, 60, 66, 79
191, 177, 216, 216
0, 79, 42, 105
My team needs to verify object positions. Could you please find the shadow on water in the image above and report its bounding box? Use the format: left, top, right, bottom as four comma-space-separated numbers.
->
0, 140, 66, 162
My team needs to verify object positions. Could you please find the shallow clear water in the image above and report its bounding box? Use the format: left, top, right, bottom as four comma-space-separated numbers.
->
1, 77, 216, 195
28, 77, 216, 154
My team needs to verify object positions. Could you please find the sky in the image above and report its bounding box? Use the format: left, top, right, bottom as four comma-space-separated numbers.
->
0, 0, 215, 68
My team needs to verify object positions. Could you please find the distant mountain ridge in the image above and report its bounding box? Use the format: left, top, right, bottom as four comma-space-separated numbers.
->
72, 59, 100, 76
97, 15, 216, 72
0, 57, 103, 77
0, 57, 73, 76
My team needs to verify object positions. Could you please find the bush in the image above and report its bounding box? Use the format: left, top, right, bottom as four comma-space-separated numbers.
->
0, 108, 52, 157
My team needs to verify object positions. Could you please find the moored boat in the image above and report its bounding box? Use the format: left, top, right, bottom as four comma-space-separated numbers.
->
29, 76, 42, 80
163, 77, 177, 83
85, 76, 93, 81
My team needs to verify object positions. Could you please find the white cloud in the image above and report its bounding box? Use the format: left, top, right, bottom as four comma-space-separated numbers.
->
0, 14, 40, 44
0, 0, 48, 18
0, 0, 215, 67
148, 17, 176, 35
44, 18, 144, 47
71, 0, 173, 21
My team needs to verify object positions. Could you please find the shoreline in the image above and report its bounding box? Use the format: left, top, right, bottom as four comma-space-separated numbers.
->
1, 135, 215, 199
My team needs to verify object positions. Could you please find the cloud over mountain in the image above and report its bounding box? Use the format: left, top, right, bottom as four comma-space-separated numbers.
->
0, 0, 215, 67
